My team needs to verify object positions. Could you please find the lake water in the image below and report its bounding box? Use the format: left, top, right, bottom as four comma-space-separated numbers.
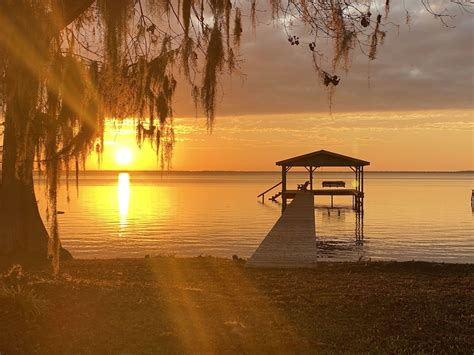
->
36, 171, 473, 263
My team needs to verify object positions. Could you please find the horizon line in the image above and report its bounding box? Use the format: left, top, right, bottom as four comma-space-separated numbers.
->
33, 169, 474, 174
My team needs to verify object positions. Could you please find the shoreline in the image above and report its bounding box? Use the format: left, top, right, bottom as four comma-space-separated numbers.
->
31, 254, 474, 270
2, 255, 473, 269
1, 257, 472, 353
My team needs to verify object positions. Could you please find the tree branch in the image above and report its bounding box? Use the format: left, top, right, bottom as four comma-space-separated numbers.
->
52, 0, 96, 32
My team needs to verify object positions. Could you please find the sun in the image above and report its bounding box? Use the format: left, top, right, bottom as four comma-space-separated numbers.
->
115, 147, 133, 166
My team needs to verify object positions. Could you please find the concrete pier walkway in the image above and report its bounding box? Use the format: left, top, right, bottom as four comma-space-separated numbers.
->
246, 191, 318, 268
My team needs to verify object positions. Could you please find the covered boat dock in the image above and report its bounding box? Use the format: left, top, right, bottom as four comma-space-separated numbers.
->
249, 150, 369, 268
258, 150, 370, 212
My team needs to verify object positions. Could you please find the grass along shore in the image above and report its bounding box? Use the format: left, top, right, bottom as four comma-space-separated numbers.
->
0, 257, 473, 354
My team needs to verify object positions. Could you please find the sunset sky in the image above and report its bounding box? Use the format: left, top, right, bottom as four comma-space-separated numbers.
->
88, 2, 473, 172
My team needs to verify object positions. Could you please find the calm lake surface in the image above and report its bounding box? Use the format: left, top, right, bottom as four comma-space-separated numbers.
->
36, 171, 473, 263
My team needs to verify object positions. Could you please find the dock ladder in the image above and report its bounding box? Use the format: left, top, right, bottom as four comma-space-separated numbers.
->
257, 181, 282, 203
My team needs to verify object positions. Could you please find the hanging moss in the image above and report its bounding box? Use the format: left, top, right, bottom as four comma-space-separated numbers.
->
182, 0, 192, 38
250, 0, 257, 31
201, 23, 224, 128
369, 15, 386, 60
224, 0, 232, 48
233, 8, 243, 47
98, 0, 133, 68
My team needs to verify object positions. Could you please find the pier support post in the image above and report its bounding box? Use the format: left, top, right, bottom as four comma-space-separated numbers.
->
282, 165, 287, 213
361, 166, 364, 213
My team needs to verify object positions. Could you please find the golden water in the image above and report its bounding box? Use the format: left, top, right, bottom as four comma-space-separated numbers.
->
36, 172, 473, 262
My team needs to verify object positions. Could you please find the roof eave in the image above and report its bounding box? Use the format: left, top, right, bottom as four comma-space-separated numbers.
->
275, 161, 370, 167
275, 149, 370, 167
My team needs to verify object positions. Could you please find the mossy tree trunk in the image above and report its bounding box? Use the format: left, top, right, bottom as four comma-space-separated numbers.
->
0, 61, 49, 260
0, 0, 94, 263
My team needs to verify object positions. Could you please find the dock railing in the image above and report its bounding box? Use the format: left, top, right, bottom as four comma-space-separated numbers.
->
257, 181, 282, 203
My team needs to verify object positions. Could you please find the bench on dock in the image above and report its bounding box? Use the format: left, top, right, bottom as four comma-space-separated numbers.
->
322, 181, 345, 188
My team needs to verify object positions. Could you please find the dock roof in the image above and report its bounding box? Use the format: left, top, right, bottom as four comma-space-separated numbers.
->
276, 150, 370, 167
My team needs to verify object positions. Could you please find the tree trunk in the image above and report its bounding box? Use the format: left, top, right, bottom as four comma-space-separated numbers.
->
0, 1, 92, 264
0, 180, 50, 260
0, 61, 49, 260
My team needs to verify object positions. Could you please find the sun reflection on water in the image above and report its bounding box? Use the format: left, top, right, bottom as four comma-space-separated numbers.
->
118, 173, 130, 235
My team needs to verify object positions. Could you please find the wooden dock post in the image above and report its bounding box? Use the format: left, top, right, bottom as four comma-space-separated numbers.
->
308, 166, 316, 191
281, 165, 287, 212
361, 166, 364, 212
